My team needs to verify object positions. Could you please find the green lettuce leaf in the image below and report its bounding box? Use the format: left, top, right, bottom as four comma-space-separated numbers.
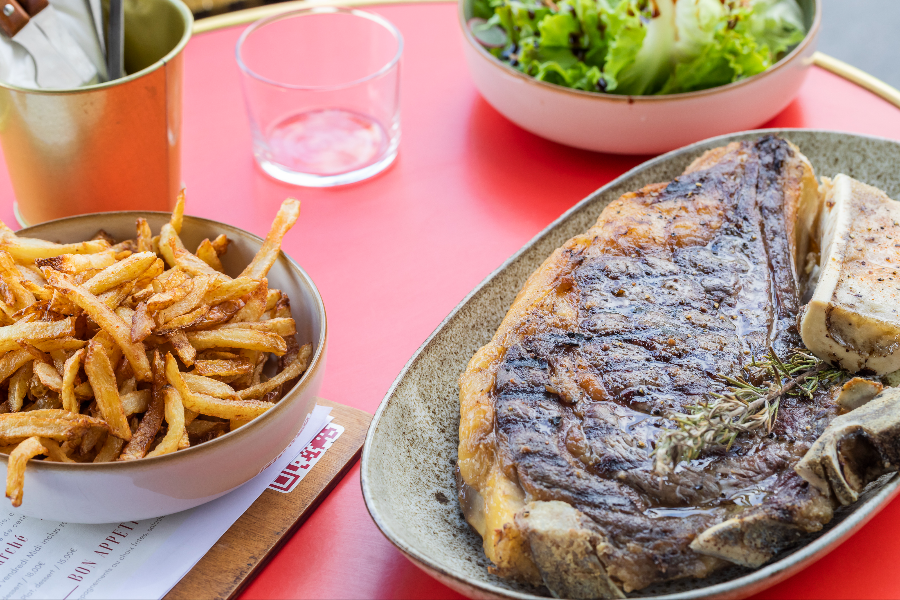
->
601, 0, 675, 95
660, 2, 780, 94
745, 0, 806, 56
474, 0, 806, 96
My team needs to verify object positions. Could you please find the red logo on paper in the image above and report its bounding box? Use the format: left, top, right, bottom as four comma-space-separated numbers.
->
268, 423, 344, 494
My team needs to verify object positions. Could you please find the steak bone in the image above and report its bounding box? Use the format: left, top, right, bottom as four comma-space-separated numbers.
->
795, 386, 900, 505
515, 501, 625, 599
689, 513, 807, 568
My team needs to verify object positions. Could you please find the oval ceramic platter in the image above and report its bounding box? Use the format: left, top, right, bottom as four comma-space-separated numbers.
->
361, 130, 900, 600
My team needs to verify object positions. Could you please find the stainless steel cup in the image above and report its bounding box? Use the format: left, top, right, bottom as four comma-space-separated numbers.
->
0, 0, 193, 226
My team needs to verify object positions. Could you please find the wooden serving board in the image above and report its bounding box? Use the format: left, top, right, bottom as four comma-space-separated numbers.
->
164, 399, 372, 600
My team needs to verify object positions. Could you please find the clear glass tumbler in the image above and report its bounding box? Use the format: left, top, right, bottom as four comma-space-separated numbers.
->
236, 7, 402, 187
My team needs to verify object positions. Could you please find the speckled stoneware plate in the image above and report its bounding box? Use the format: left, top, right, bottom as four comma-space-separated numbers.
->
361, 130, 900, 599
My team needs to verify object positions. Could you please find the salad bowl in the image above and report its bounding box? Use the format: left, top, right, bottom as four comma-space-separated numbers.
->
459, 0, 820, 155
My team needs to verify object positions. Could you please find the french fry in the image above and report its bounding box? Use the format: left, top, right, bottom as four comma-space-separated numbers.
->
0, 410, 108, 443
210, 234, 229, 256
0, 251, 36, 310
34, 395, 62, 410
146, 287, 191, 315
121, 390, 151, 416
99, 281, 134, 309
0, 318, 75, 353
196, 239, 224, 273
186, 393, 274, 420
35, 251, 116, 275
19, 280, 51, 302
145, 386, 185, 457
10, 301, 51, 323
229, 418, 253, 431
49, 349, 67, 376
44, 271, 151, 381
82, 252, 157, 295
167, 330, 196, 366
136, 218, 153, 253
156, 305, 209, 335
171, 241, 228, 280
171, 190, 185, 234
187, 419, 228, 440
93, 435, 125, 462
187, 300, 243, 329
134, 258, 164, 291
198, 350, 241, 360
33, 362, 62, 393
238, 344, 311, 399
203, 277, 260, 306
91, 331, 123, 376
119, 352, 165, 461
131, 302, 155, 343
115, 306, 135, 327
0, 234, 109, 263
118, 376, 137, 395
61, 349, 84, 413
8, 363, 30, 412
152, 266, 189, 293
231, 278, 268, 323
240, 198, 300, 280
158, 275, 211, 324
0, 350, 34, 384
40, 437, 74, 463
166, 351, 271, 419
192, 359, 252, 378
221, 318, 296, 337
182, 373, 237, 399
32, 337, 87, 353
91, 230, 116, 245
16, 264, 46, 286
265, 289, 281, 312
186, 330, 286, 355
85, 340, 131, 441
250, 351, 266, 387
6, 437, 46, 506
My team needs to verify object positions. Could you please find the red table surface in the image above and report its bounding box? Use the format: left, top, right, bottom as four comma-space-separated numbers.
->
3, 3, 900, 598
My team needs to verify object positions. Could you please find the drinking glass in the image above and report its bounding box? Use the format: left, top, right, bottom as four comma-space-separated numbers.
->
236, 7, 403, 187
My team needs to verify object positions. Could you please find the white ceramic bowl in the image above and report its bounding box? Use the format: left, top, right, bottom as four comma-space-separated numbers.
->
460, 0, 820, 155
0, 212, 327, 524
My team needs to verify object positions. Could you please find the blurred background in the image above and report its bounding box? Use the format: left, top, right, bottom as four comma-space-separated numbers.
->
183, 0, 900, 90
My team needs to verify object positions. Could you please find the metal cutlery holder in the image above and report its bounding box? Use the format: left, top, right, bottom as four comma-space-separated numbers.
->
0, 0, 192, 225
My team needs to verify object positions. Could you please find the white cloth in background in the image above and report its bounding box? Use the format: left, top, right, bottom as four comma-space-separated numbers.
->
0, 0, 107, 89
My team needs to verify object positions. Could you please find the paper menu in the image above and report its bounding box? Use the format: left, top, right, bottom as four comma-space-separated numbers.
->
0, 405, 333, 600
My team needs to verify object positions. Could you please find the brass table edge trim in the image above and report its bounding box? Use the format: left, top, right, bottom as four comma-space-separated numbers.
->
192, 0, 452, 34
812, 51, 900, 110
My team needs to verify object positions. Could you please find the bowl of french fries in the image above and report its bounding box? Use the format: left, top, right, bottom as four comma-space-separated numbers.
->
0, 196, 326, 523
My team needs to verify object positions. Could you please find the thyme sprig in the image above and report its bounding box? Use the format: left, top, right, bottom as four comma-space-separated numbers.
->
652, 348, 848, 475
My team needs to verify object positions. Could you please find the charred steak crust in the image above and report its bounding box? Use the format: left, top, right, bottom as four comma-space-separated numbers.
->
457, 137, 837, 596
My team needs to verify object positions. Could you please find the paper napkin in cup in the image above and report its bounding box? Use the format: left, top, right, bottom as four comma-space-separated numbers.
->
0, 0, 108, 89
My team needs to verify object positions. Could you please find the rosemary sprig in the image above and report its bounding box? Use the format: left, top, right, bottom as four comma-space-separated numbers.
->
652, 348, 848, 475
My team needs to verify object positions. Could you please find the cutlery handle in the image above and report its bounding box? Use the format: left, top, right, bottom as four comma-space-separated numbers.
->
106, 0, 123, 79
0, 1, 29, 37
15, 0, 47, 17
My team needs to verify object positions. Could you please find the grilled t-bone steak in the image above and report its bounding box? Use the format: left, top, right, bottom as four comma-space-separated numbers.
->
457, 137, 900, 597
